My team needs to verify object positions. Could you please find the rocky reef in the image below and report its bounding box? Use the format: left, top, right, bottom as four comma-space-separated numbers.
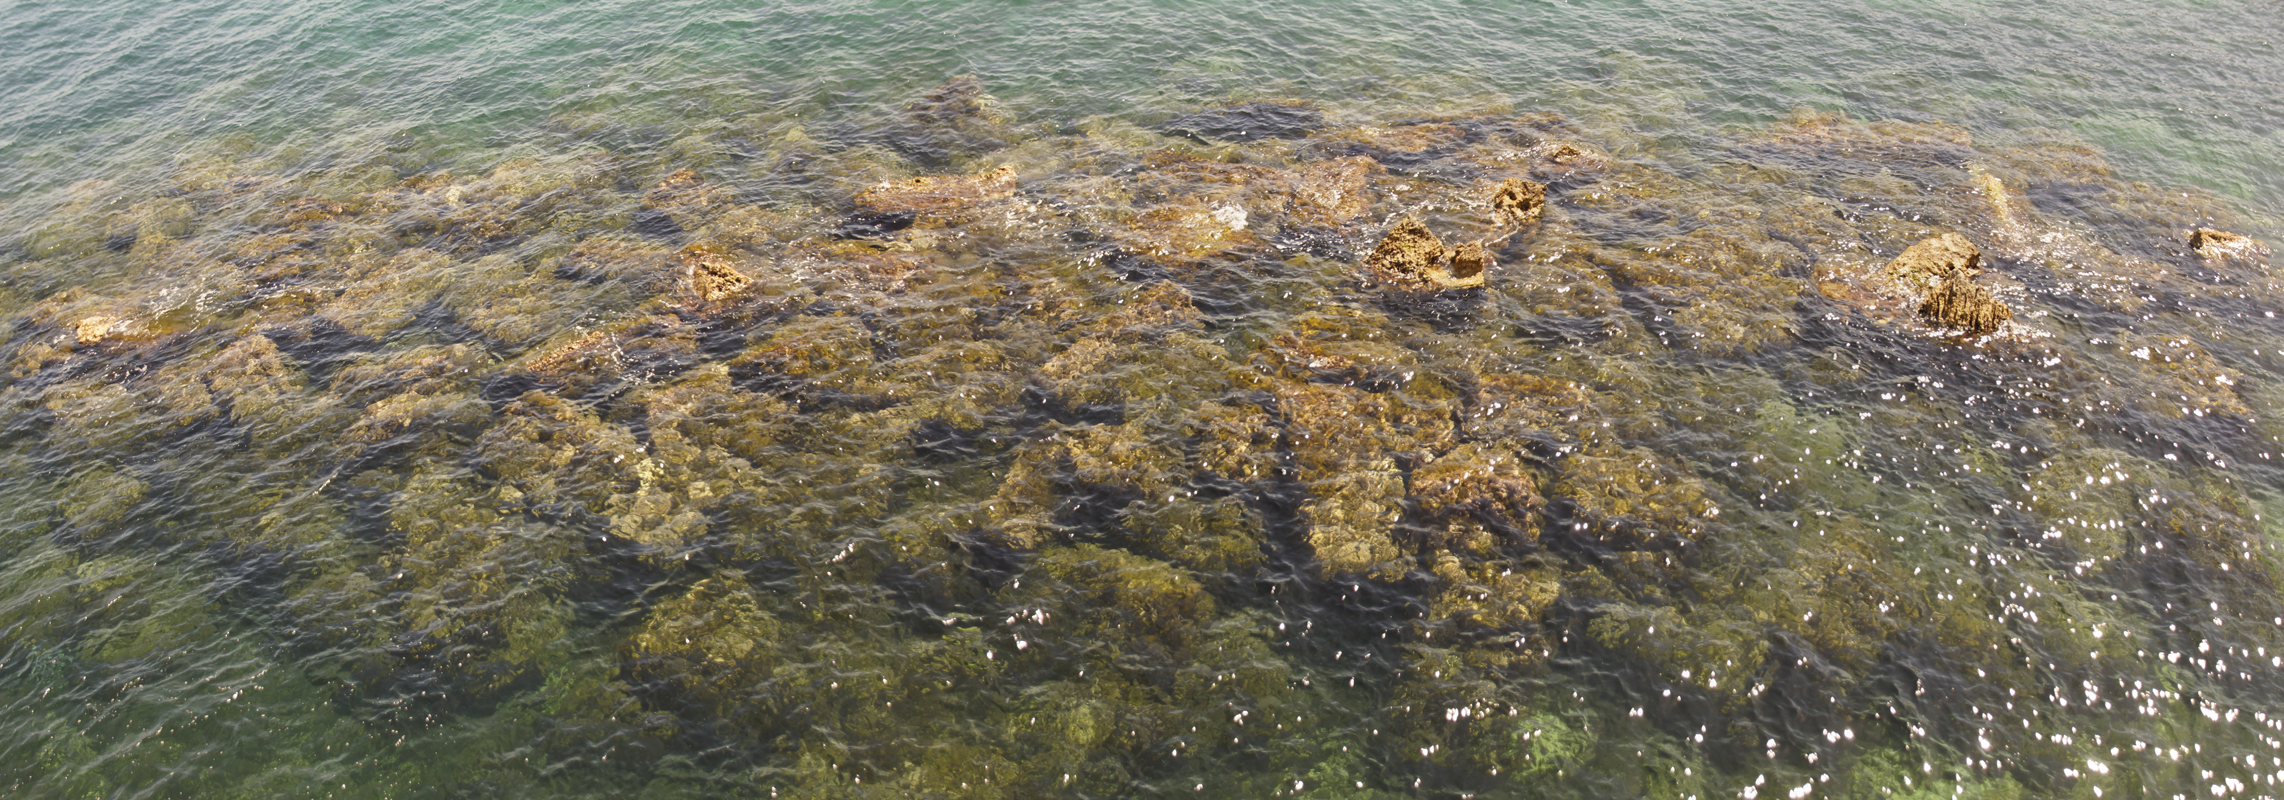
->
1, 77, 2281, 799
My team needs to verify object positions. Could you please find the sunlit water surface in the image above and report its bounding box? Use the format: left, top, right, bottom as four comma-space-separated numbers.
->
3, 1, 2284, 798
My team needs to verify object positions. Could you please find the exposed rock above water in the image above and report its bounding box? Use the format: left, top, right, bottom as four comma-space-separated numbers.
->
1880, 232, 1982, 294
2190, 227, 2269, 260
1365, 217, 1471, 289
1489, 176, 1546, 227
1919, 273, 2012, 335
1362, 176, 1545, 291
1886, 234, 2012, 336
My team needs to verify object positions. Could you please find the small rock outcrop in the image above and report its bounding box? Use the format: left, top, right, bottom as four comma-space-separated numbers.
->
2190, 228, 2270, 261
1919, 274, 2011, 335
1490, 177, 1546, 227
1363, 178, 1546, 291
1367, 218, 1480, 290
678, 243, 753, 304
1881, 233, 2013, 336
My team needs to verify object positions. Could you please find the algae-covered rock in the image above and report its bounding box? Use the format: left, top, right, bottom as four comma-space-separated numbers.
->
1114, 194, 1260, 265
1411, 441, 1544, 552
987, 417, 1189, 548
57, 464, 147, 533
320, 248, 457, 339
69, 554, 219, 664
641, 168, 735, 232
1015, 544, 1217, 660
1113, 495, 1268, 576
626, 571, 784, 710
1302, 459, 1409, 576
1553, 443, 1720, 549
889, 74, 1015, 165
551, 235, 675, 292
470, 392, 643, 512
1424, 553, 1562, 632
1184, 399, 1282, 484
329, 342, 487, 406
1918, 273, 2012, 335
498, 315, 697, 401
2189, 227, 2268, 261
676, 242, 754, 305
727, 313, 897, 408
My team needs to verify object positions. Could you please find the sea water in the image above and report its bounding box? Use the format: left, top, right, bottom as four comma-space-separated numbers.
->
2, 1, 2282, 797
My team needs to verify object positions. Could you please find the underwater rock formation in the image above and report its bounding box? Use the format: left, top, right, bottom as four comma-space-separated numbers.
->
1159, 100, 1325, 143
853, 164, 1020, 221
2, 90, 2281, 798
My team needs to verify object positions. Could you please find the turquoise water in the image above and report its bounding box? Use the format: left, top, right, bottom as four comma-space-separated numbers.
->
3, 1, 2284, 798
5, 0, 2281, 213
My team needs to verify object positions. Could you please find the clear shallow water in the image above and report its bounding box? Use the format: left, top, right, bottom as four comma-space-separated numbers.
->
2, 1, 2284, 798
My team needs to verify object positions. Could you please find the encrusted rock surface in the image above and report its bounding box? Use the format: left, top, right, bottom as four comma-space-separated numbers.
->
1919, 273, 2012, 335
2190, 227, 2269, 260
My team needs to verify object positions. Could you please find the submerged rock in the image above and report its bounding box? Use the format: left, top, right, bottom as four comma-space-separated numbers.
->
1283, 155, 1378, 227
888, 74, 1014, 165
1411, 441, 1545, 552
853, 164, 1019, 220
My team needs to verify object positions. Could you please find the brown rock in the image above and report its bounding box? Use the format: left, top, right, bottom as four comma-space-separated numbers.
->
1881, 233, 1980, 295
906, 74, 999, 127
1365, 217, 1484, 290
1115, 196, 1258, 263
1410, 442, 1543, 550
74, 315, 138, 345
1919, 274, 2012, 335
643, 169, 733, 213
1367, 217, 1450, 282
1490, 177, 1547, 228
679, 244, 753, 303
1447, 240, 1493, 287
2190, 228, 2269, 260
